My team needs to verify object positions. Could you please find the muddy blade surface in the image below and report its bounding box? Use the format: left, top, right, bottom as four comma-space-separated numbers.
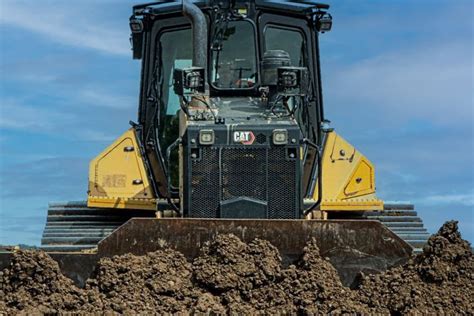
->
97, 218, 412, 286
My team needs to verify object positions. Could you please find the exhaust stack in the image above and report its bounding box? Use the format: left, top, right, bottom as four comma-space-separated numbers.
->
182, 0, 208, 69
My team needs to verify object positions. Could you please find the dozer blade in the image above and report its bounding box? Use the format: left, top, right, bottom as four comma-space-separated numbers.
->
99, 219, 411, 287
0, 219, 412, 287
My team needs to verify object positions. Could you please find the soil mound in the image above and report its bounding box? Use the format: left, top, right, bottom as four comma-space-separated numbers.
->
193, 234, 284, 314
86, 248, 211, 314
357, 221, 474, 314
1, 221, 472, 315
0, 250, 90, 314
194, 235, 369, 314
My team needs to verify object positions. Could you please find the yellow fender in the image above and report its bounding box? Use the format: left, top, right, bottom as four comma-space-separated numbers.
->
313, 131, 384, 211
87, 128, 156, 210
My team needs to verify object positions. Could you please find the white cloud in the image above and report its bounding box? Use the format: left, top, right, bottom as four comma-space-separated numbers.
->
77, 130, 116, 142
0, 1, 130, 56
0, 99, 74, 131
416, 191, 474, 207
79, 89, 136, 109
325, 40, 473, 127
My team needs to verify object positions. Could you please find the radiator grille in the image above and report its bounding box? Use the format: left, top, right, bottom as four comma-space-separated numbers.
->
189, 147, 298, 218
221, 148, 267, 202
268, 148, 298, 219
189, 148, 220, 218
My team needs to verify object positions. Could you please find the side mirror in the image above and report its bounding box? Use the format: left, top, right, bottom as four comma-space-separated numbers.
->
173, 67, 206, 96
277, 67, 309, 96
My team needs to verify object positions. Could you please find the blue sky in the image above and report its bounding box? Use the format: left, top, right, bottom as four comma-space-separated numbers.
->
0, 0, 472, 245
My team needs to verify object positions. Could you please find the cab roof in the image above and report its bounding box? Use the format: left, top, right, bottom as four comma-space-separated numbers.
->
133, 0, 329, 16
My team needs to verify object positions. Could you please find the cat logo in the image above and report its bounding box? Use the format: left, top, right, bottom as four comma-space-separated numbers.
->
233, 131, 255, 145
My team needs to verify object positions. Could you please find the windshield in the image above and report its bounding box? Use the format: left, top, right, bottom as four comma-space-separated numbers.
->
211, 20, 257, 89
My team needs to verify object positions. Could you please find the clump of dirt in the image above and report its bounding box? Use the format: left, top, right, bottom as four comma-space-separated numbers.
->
357, 221, 474, 314
193, 234, 281, 292
252, 239, 370, 314
0, 250, 91, 314
193, 234, 284, 314
85, 248, 222, 314
193, 234, 368, 314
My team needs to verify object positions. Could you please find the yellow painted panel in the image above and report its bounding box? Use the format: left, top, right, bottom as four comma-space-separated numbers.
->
311, 131, 382, 211
87, 128, 155, 209
321, 199, 383, 211
341, 158, 375, 198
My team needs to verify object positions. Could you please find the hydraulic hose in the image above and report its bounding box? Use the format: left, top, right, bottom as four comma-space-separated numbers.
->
303, 138, 323, 217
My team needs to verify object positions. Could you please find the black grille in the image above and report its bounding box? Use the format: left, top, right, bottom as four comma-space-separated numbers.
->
222, 148, 267, 201
189, 148, 220, 218
189, 147, 298, 219
268, 148, 298, 219
256, 133, 267, 144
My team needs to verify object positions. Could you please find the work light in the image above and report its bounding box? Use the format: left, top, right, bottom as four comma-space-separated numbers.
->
129, 19, 144, 33
317, 13, 332, 32
173, 67, 206, 95
273, 129, 288, 145
277, 67, 308, 96
199, 130, 215, 145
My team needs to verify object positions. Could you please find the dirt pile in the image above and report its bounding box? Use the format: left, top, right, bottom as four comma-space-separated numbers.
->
0, 251, 91, 314
357, 221, 474, 314
192, 235, 368, 314
1, 221, 472, 315
85, 248, 207, 314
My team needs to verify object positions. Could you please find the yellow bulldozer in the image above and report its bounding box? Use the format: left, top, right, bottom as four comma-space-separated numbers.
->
3, 0, 431, 286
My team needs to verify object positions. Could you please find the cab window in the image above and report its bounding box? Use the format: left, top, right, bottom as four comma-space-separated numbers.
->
157, 28, 192, 186
265, 26, 305, 67
211, 20, 257, 89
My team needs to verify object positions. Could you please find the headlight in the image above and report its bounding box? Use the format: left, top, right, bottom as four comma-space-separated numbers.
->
199, 129, 215, 145
273, 129, 288, 145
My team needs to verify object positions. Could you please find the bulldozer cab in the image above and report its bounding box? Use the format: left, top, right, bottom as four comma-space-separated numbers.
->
130, 0, 332, 218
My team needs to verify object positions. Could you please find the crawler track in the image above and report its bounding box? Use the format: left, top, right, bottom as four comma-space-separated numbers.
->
41, 202, 430, 254
41, 201, 153, 252
365, 204, 430, 253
